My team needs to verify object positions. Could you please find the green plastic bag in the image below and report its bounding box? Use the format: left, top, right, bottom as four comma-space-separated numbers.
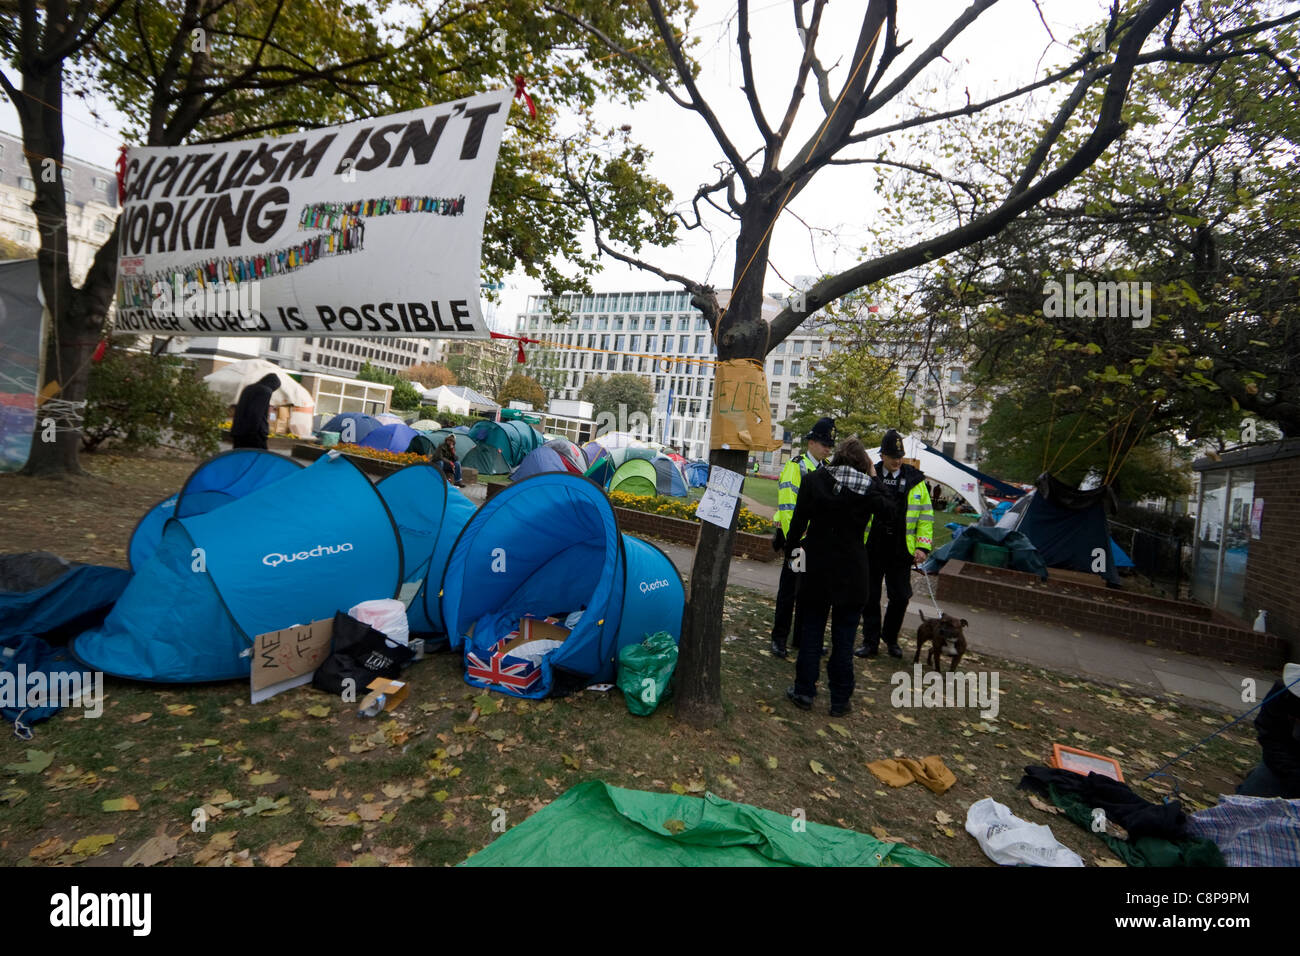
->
617, 631, 679, 716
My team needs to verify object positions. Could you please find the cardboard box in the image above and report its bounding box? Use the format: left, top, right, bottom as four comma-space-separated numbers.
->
358, 677, 409, 714
250, 617, 334, 704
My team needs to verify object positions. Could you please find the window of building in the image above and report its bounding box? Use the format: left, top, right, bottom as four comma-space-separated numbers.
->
644, 317, 655, 331
620, 293, 633, 311
942, 441, 956, 457
582, 295, 593, 312
581, 317, 592, 330
950, 368, 964, 384
600, 335, 610, 350
594, 294, 607, 311
18, 228, 32, 242
630, 335, 640, 351
629, 317, 639, 330
597, 316, 608, 330
634, 293, 645, 312
646, 292, 658, 311
679, 335, 689, 352
614, 335, 625, 352
613, 316, 624, 330
792, 341, 803, 354
791, 361, 801, 377
770, 381, 781, 398
775, 342, 785, 353
678, 316, 689, 331
677, 292, 690, 310
773, 360, 783, 376
646, 335, 658, 352
694, 335, 704, 353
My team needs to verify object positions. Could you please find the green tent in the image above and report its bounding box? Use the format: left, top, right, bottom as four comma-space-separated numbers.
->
609, 458, 658, 497
426, 429, 476, 458
462, 781, 948, 867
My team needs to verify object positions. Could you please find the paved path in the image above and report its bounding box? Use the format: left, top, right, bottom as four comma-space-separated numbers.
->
650, 539, 1273, 714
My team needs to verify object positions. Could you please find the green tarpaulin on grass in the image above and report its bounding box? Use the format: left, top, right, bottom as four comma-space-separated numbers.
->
462, 780, 949, 867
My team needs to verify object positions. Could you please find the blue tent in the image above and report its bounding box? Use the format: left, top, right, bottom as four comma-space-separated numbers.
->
375, 463, 476, 636
468, 419, 544, 468
438, 473, 685, 698
0, 552, 131, 644
72, 454, 402, 682
361, 422, 425, 454
999, 474, 1120, 585
685, 460, 709, 488
652, 455, 689, 497
511, 445, 585, 482
321, 412, 381, 444
129, 450, 303, 570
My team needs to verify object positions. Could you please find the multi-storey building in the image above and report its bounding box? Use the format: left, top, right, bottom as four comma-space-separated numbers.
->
0, 131, 120, 284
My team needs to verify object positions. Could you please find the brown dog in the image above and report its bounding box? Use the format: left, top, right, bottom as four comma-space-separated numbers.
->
913, 610, 970, 673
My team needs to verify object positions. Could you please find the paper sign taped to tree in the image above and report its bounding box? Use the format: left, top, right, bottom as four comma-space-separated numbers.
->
114, 89, 513, 338
250, 618, 334, 703
697, 465, 743, 529
710, 359, 782, 451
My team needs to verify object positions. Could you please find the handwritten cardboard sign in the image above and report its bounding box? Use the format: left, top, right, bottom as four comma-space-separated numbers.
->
250, 618, 334, 703
710, 359, 782, 451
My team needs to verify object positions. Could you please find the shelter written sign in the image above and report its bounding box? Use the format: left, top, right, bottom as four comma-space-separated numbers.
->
115, 89, 512, 338
710, 359, 782, 452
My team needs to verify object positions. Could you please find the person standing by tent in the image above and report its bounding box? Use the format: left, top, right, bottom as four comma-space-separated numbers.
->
782, 437, 891, 716
770, 417, 835, 659
230, 373, 279, 450
855, 429, 934, 659
437, 434, 464, 487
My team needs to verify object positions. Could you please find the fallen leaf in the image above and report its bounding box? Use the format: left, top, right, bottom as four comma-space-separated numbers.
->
670, 782, 686, 795
166, 704, 196, 717
306, 705, 331, 718
307, 788, 337, 801
432, 790, 450, 803
248, 771, 279, 785
869, 825, 893, 841
325, 756, 347, 769
102, 795, 140, 812
125, 832, 179, 867
561, 753, 580, 769
828, 722, 851, 738
766, 756, 778, 770
934, 810, 953, 826
357, 803, 389, 822
1026, 794, 1061, 815
242, 796, 291, 816
4, 749, 54, 774
194, 831, 238, 866
261, 840, 302, 867
893, 714, 917, 726
726, 755, 741, 766
1, 787, 27, 805
70, 834, 116, 857
1094, 856, 1126, 867
810, 760, 826, 776
126, 712, 152, 724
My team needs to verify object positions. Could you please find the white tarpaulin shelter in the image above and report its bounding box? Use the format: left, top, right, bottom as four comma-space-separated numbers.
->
897, 433, 991, 516
204, 359, 313, 408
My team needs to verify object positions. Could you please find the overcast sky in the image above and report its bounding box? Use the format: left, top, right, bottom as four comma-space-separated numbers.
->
1, 0, 1114, 328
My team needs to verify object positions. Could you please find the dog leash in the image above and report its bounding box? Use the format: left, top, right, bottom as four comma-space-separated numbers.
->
915, 566, 942, 616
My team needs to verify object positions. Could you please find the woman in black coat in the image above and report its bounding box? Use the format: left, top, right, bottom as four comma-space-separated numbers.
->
783, 437, 896, 717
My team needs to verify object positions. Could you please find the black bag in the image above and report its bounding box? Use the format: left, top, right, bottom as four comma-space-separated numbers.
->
311, 611, 414, 696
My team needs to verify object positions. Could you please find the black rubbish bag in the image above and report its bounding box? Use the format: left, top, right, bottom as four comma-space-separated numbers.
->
312, 611, 414, 697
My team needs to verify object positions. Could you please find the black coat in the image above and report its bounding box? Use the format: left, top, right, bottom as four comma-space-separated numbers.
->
231, 373, 280, 448
1256, 680, 1300, 797
783, 466, 896, 607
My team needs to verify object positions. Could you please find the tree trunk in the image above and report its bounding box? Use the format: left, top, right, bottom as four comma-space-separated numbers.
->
675, 208, 777, 727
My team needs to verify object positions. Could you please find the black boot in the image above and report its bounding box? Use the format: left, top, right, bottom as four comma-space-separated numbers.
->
769, 640, 788, 659
854, 644, 878, 659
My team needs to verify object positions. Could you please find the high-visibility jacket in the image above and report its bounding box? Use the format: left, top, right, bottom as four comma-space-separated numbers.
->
865, 463, 934, 556
777, 452, 819, 535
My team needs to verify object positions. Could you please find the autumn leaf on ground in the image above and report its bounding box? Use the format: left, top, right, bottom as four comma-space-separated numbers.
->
261, 840, 302, 867
1026, 794, 1062, 815
561, 753, 580, 769
126, 712, 152, 724
165, 704, 195, 717
102, 795, 140, 812
125, 830, 179, 867
893, 714, 918, 726
324, 755, 347, 770
766, 756, 778, 769
29, 837, 67, 861
248, 771, 279, 785
277, 709, 302, 720
4, 749, 54, 774
70, 834, 116, 857
306, 705, 331, 718
670, 782, 686, 795
473, 693, 500, 716
934, 810, 953, 826
1, 787, 26, 805
194, 831, 237, 866
809, 760, 827, 776
357, 802, 390, 822
243, 796, 291, 817
828, 723, 851, 738
869, 825, 894, 842
726, 755, 741, 766
307, 788, 337, 802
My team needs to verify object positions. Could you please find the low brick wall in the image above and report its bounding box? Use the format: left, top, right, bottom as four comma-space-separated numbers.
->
937, 559, 1287, 668
613, 506, 775, 562
290, 443, 402, 478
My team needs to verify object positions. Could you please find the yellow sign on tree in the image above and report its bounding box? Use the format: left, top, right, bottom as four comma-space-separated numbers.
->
710, 359, 782, 451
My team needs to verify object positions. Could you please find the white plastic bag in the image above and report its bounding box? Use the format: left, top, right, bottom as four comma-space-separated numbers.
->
964, 797, 1084, 867
348, 599, 410, 647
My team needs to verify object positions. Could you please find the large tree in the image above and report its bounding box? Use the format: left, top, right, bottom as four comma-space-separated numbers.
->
554, 0, 1296, 725
579, 372, 654, 422
4, 0, 687, 476
783, 348, 913, 446
496, 372, 547, 409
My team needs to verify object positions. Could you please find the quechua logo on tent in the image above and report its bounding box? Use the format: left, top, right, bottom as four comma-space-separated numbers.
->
262, 543, 354, 567
639, 578, 671, 594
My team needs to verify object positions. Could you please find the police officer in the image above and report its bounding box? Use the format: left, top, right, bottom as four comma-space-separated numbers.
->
770, 417, 834, 658
855, 429, 934, 659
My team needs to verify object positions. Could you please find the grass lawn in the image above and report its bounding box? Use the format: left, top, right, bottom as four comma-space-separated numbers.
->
740, 475, 780, 509
0, 454, 1257, 867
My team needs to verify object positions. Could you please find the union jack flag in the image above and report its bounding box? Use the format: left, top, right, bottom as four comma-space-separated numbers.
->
465, 638, 542, 693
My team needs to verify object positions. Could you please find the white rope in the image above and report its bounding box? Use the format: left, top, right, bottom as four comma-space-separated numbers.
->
34, 397, 86, 434
12, 710, 33, 741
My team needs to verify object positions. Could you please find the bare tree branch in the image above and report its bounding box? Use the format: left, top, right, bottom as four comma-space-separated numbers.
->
737, 0, 774, 146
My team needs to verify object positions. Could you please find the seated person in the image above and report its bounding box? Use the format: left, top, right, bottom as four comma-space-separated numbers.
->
1237, 663, 1300, 799
436, 435, 463, 486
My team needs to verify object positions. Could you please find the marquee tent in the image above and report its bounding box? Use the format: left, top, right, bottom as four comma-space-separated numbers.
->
375, 464, 475, 636
129, 449, 303, 570
651, 455, 689, 497
203, 359, 313, 409
321, 412, 381, 444
72, 454, 403, 682
437, 473, 684, 698
609, 458, 658, 497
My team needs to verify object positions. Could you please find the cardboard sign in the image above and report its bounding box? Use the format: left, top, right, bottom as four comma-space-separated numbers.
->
710, 359, 782, 451
250, 617, 334, 703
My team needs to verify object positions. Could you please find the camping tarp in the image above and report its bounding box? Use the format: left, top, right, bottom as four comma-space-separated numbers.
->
652, 455, 689, 497
72, 454, 402, 682
998, 474, 1120, 584
685, 460, 710, 488
321, 412, 380, 444
0, 552, 131, 644
438, 473, 684, 698
462, 780, 948, 867
610, 458, 658, 497
129, 449, 303, 570
376, 463, 475, 636
922, 525, 1048, 579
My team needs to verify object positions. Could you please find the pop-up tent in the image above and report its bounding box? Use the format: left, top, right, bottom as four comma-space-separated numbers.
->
438, 473, 684, 698
510, 444, 586, 482
468, 419, 543, 468
996, 473, 1120, 584
129, 450, 304, 570
72, 454, 403, 682
0, 552, 131, 645
322, 412, 381, 444
361, 422, 427, 455
426, 429, 476, 458
651, 455, 689, 497
610, 458, 658, 497
685, 460, 710, 488
375, 463, 475, 637
581, 441, 614, 486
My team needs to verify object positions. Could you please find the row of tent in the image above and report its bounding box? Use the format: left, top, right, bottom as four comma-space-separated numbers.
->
320, 412, 545, 475
512, 438, 710, 498
63, 449, 683, 699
